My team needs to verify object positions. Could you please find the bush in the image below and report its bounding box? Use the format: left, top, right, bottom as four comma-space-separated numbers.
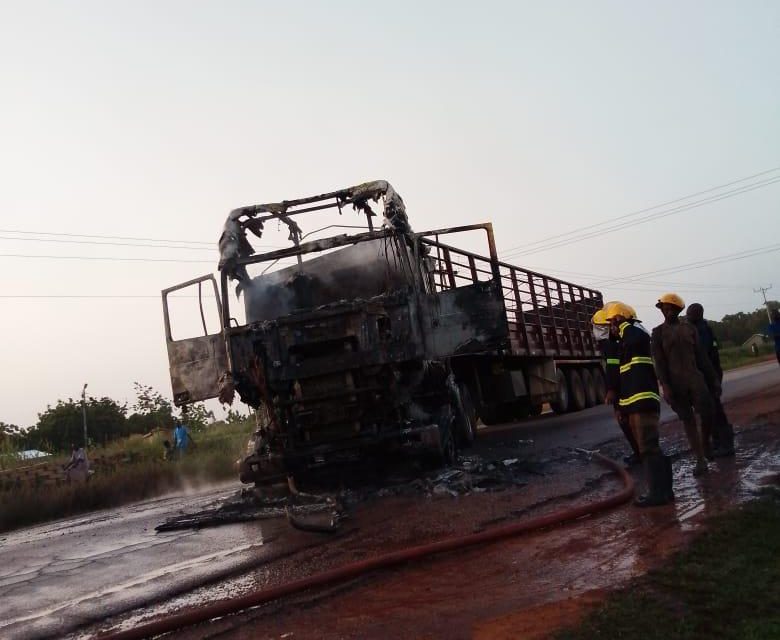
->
0, 418, 255, 533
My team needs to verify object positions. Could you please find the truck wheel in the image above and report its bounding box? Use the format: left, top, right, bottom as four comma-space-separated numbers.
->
455, 384, 478, 447
550, 369, 569, 414
581, 369, 597, 407
591, 368, 607, 405
566, 369, 586, 412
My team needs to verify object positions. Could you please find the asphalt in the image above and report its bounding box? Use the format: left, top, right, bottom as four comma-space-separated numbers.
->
0, 360, 777, 640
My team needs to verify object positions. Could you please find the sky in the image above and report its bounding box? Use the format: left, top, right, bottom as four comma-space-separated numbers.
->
1, 1, 778, 427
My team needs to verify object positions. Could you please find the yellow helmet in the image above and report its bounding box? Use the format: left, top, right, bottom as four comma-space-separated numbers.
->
604, 301, 637, 321
656, 293, 685, 309
592, 308, 610, 325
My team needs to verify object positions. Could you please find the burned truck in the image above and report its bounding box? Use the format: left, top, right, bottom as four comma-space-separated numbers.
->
162, 181, 604, 483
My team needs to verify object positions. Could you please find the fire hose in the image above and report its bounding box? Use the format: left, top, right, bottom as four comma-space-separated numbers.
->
99, 452, 633, 640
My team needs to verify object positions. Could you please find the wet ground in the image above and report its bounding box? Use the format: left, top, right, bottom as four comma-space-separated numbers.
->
1, 361, 779, 640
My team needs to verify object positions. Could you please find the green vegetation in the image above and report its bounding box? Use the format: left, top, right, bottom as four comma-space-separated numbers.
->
0, 417, 255, 533
709, 302, 777, 347
556, 498, 780, 640
720, 342, 776, 371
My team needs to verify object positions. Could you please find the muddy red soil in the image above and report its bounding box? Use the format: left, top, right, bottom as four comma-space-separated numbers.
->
101, 385, 780, 640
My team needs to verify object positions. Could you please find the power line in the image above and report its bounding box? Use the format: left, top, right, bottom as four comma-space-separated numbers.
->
0, 229, 215, 246
0, 253, 213, 263
502, 175, 780, 260
0, 235, 217, 252
517, 265, 745, 290
593, 243, 780, 287
0, 295, 215, 298
500, 166, 780, 255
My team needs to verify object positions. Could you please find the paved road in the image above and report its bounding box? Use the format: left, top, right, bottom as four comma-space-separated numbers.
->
1, 360, 777, 640
481, 359, 780, 455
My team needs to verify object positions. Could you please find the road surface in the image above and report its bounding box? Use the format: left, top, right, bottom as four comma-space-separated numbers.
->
1, 360, 778, 640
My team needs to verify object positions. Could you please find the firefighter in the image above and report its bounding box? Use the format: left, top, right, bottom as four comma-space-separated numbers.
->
604, 301, 673, 506
592, 307, 640, 465
685, 302, 735, 457
652, 293, 719, 476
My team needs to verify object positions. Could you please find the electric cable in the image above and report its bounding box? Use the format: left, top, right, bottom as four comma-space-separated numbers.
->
501, 167, 780, 255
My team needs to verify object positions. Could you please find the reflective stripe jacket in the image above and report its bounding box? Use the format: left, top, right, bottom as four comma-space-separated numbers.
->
597, 338, 621, 405
617, 321, 661, 415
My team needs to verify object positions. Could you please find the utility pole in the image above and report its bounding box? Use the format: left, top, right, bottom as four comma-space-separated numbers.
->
81, 383, 89, 450
754, 285, 773, 323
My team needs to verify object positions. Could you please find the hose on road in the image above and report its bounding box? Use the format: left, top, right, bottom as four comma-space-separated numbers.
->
99, 453, 634, 640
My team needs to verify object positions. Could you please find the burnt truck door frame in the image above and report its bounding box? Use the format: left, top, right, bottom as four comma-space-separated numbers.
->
412, 223, 509, 360
162, 274, 229, 406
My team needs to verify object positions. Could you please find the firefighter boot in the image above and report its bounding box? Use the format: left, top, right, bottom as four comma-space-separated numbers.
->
635, 454, 672, 508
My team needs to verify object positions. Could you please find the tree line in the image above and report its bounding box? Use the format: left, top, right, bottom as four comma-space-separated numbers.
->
707, 301, 777, 347
0, 383, 247, 453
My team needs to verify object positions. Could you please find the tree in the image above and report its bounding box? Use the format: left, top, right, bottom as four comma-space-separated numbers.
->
182, 403, 215, 431
126, 382, 174, 435
29, 397, 128, 452
224, 408, 252, 425
0, 422, 22, 447
709, 301, 779, 347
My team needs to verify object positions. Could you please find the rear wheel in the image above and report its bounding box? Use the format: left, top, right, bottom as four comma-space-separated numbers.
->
550, 369, 570, 414
581, 368, 597, 408
566, 369, 586, 412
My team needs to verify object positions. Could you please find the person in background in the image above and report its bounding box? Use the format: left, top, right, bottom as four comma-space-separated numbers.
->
592, 307, 641, 466
652, 293, 719, 476
768, 308, 780, 367
63, 443, 90, 482
605, 301, 673, 506
163, 439, 174, 462
686, 302, 735, 457
173, 418, 194, 458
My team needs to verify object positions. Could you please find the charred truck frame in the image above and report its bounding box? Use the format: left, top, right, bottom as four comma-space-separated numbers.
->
162, 181, 604, 483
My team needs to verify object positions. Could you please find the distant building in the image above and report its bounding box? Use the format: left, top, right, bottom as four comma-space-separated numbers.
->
19, 449, 51, 460
742, 334, 769, 349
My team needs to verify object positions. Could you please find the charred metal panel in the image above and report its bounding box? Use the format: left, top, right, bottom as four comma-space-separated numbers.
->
162, 274, 229, 406
166, 334, 228, 405
422, 281, 509, 359
244, 240, 411, 323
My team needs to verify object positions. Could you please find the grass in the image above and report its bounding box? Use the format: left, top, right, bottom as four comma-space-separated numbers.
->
0, 419, 255, 533
721, 343, 776, 371
556, 497, 780, 640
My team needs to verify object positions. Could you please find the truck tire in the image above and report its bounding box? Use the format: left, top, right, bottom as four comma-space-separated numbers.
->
566, 369, 586, 412
580, 368, 597, 408
591, 367, 607, 405
455, 384, 478, 447
550, 369, 569, 414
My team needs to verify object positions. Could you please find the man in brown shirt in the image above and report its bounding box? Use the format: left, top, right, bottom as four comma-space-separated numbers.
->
651, 293, 720, 477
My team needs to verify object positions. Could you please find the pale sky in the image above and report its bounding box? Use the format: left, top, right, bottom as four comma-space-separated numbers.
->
1, 1, 778, 427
